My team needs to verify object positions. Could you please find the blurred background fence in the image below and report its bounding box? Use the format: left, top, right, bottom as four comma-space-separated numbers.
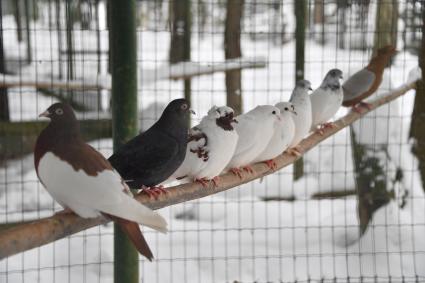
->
0, 0, 424, 282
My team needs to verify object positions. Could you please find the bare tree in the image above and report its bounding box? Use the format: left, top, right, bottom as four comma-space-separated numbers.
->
224, 0, 244, 115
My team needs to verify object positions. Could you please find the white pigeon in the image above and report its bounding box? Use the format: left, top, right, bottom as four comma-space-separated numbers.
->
288, 79, 313, 150
310, 69, 344, 132
226, 105, 282, 178
172, 106, 239, 186
253, 102, 296, 170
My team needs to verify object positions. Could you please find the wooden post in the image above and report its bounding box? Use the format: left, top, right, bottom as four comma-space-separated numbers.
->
109, 0, 139, 282
224, 0, 244, 115
293, 0, 306, 180
409, 5, 425, 192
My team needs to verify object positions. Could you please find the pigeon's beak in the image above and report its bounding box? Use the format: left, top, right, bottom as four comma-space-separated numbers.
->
232, 118, 238, 124
308, 86, 313, 91
38, 110, 50, 118
292, 110, 297, 115
189, 109, 196, 115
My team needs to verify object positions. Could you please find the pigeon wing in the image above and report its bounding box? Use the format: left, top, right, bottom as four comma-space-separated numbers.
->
342, 69, 375, 102
109, 130, 180, 182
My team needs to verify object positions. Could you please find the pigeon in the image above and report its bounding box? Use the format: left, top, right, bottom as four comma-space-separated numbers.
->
342, 45, 397, 111
310, 69, 344, 133
34, 103, 167, 261
253, 102, 296, 170
287, 79, 313, 153
172, 106, 239, 187
108, 99, 193, 198
226, 105, 282, 178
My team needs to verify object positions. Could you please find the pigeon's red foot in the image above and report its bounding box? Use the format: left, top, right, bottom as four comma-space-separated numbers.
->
230, 168, 243, 179
352, 101, 372, 113
142, 185, 167, 199
264, 159, 277, 171
242, 165, 254, 174
55, 207, 74, 215
316, 122, 335, 135
212, 176, 220, 187
195, 178, 210, 187
287, 146, 302, 157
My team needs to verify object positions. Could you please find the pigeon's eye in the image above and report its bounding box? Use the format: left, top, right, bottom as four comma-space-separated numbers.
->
284, 107, 288, 111
272, 110, 276, 115
55, 108, 64, 115
181, 104, 188, 110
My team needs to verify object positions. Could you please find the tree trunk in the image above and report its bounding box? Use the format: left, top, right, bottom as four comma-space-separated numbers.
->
65, 1, 75, 80
350, 0, 399, 233
56, 0, 63, 79
24, 0, 32, 64
409, 6, 425, 192
373, 0, 398, 55
169, 0, 191, 109
224, 0, 244, 115
14, 0, 23, 42
0, 0, 9, 122
293, 0, 306, 180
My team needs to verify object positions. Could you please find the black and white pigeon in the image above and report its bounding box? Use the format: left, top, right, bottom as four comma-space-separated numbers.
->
288, 79, 312, 153
108, 98, 193, 197
226, 105, 282, 178
171, 105, 239, 187
310, 69, 344, 133
34, 103, 167, 261
253, 102, 296, 170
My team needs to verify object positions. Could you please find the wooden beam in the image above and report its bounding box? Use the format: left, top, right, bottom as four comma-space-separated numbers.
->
0, 80, 418, 259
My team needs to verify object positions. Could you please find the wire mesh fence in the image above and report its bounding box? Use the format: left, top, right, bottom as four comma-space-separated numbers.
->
0, 0, 424, 282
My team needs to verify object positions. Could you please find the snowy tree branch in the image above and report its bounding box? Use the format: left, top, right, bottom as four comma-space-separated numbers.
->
0, 80, 418, 259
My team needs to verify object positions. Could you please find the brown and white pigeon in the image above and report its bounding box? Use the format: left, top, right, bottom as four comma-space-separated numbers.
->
342, 45, 397, 111
34, 103, 167, 261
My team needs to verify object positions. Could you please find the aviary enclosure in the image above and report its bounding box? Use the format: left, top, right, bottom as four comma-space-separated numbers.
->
0, 0, 424, 282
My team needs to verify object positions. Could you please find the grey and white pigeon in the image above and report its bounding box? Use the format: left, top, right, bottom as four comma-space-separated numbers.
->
253, 102, 296, 170
34, 103, 167, 261
226, 105, 282, 178
288, 79, 313, 151
171, 106, 239, 187
310, 69, 344, 132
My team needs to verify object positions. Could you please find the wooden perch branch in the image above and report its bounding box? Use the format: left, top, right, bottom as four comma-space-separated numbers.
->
0, 81, 417, 259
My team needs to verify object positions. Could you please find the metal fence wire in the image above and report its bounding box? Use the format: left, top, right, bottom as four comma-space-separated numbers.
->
0, 0, 424, 282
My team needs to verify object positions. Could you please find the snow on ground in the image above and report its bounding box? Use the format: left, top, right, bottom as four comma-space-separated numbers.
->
1, 3, 424, 282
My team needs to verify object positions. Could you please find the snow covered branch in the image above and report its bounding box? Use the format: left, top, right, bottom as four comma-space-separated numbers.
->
0, 80, 418, 259
0, 58, 266, 91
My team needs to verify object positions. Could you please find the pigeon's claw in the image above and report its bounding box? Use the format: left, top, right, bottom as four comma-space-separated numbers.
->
242, 165, 254, 174
352, 101, 372, 113
212, 176, 220, 187
195, 178, 210, 188
287, 146, 302, 157
264, 159, 277, 171
230, 168, 243, 179
141, 185, 167, 199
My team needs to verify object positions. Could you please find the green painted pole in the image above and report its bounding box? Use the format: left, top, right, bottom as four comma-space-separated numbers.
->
293, 0, 306, 180
109, 0, 139, 282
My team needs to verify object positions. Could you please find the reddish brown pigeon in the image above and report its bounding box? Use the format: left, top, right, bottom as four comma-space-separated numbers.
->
34, 103, 167, 261
342, 45, 397, 111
